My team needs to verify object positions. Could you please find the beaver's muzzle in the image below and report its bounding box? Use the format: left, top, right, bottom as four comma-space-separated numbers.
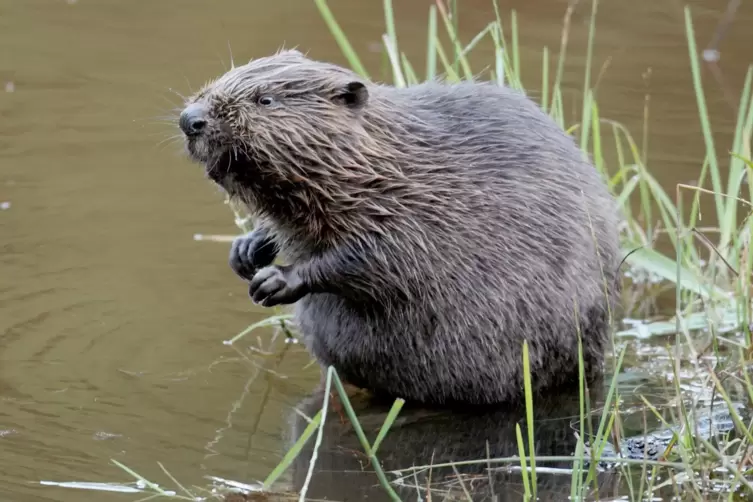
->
179, 103, 209, 137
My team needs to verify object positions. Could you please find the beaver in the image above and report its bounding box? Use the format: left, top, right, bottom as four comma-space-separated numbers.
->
178, 49, 623, 406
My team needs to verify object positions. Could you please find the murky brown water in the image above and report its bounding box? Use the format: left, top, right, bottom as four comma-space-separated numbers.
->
1, 0, 751, 500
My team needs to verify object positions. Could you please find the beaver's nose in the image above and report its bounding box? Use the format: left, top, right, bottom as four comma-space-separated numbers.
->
179, 103, 208, 137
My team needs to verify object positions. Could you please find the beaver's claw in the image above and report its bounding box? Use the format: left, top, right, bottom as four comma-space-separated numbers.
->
229, 229, 278, 281
249, 265, 307, 307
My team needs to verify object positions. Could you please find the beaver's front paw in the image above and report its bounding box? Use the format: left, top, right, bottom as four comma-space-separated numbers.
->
249, 265, 308, 307
229, 229, 278, 281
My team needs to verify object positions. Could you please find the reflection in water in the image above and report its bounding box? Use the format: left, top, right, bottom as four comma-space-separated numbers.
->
287, 382, 620, 501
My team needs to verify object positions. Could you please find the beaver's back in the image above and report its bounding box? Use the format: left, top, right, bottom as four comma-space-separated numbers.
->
295, 81, 622, 406
370, 81, 620, 303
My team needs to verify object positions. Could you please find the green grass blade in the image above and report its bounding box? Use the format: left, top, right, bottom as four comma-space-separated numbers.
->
579, 0, 598, 150
225, 314, 294, 345
684, 7, 724, 225
329, 369, 403, 501
584, 347, 626, 486
515, 423, 532, 501
382, 34, 406, 88
490, 22, 506, 87
372, 398, 406, 455
314, 0, 370, 78
541, 46, 549, 112
510, 10, 520, 82
383, 0, 398, 51
400, 53, 419, 86
458, 22, 495, 63
426, 5, 437, 81
579, 90, 593, 157
522, 340, 537, 498
435, 0, 473, 80
434, 35, 461, 82
382, 0, 405, 87
590, 95, 604, 174
624, 246, 727, 301
157, 462, 195, 500
263, 409, 323, 489
552, 1, 575, 123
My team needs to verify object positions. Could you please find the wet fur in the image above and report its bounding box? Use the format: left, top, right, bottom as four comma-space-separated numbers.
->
181, 49, 623, 406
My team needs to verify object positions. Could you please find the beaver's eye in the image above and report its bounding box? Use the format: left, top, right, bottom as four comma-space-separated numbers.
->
257, 95, 276, 106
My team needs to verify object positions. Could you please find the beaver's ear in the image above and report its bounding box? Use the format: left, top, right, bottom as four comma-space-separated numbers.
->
332, 81, 368, 109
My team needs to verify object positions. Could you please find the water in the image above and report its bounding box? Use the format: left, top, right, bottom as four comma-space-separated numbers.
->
1, 0, 751, 500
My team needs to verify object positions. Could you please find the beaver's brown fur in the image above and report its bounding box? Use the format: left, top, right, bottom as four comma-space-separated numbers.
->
178, 49, 623, 406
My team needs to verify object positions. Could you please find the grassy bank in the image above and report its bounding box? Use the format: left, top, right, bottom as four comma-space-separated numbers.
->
82, 0, 753, 501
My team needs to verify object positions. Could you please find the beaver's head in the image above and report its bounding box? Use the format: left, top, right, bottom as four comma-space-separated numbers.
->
178, 49, 370, 193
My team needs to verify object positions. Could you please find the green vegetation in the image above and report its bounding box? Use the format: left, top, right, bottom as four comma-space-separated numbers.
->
71, 0, 753, 500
